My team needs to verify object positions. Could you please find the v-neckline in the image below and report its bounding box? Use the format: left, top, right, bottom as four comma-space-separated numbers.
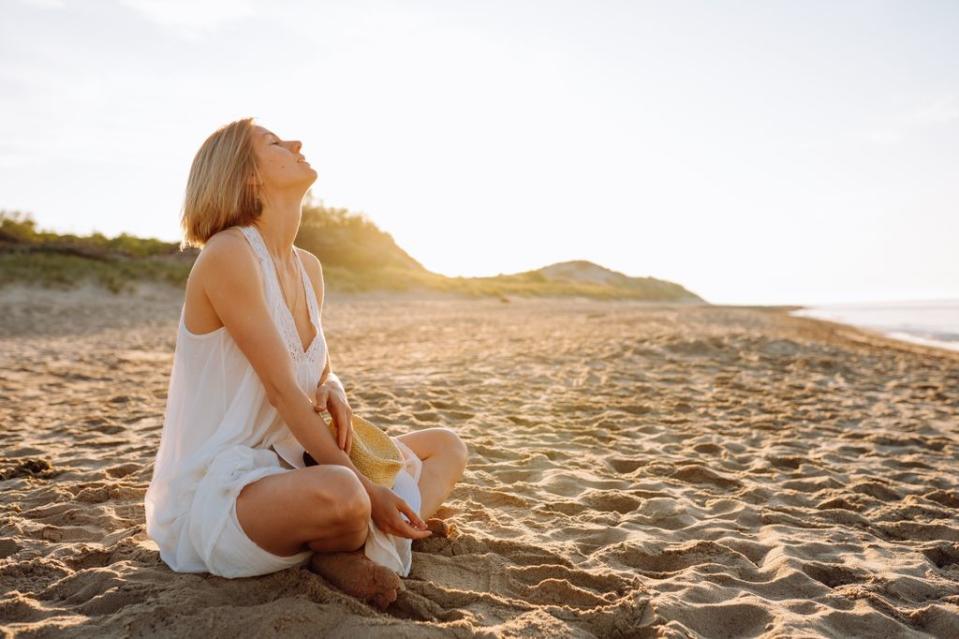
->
248, 225, 320, 356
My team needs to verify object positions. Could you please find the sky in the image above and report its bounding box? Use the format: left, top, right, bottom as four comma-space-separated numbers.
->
1, 0, 957, 306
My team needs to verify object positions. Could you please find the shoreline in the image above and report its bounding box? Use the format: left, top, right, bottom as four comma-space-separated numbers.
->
4, 280, 958, 364
790, 303, 959, 356
784, 313, 959, 365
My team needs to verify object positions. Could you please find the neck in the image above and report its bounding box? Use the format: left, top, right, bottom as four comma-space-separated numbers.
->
253, 193, 303, 261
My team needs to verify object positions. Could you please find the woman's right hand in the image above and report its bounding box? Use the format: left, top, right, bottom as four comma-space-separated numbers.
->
368, 484, 433, 540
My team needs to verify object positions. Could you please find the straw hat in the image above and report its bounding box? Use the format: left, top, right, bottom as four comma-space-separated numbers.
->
303, 413, 404, 488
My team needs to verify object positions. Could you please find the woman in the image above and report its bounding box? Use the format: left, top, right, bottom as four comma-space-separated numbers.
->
144, 117, 469, 609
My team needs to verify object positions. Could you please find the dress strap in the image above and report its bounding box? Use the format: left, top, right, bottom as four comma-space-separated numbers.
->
238, 225, 271, 274
237, 226, 273, 302
296, 252, 321, 330
237, 224, 304, 361
238, 224, 325, 363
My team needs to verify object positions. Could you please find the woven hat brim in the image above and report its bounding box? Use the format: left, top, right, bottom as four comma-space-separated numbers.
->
327, 414, 404, 487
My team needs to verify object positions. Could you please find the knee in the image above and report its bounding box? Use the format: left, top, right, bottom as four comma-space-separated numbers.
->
440, 428, 469, 476
312, 466, 371, 529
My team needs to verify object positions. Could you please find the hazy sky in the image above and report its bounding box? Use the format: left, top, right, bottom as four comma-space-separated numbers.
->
2, 0, 957, 305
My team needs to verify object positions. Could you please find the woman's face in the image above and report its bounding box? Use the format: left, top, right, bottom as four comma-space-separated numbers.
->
250, 124, 316, 197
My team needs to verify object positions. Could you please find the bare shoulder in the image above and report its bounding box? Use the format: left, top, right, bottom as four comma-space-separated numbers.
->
200, 226, 252, 262
181, 227, 260, 333
294, 246, 325, 307
193, 227, 259, 287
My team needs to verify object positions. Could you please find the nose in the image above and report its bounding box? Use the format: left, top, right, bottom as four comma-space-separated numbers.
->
292, 140, 302, 153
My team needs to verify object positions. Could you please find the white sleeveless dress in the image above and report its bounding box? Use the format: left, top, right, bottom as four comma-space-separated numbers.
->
144, 223, 424, 579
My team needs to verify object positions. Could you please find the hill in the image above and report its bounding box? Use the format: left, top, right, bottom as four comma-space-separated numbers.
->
532, 260, 701, 302
0, 205, 704, 302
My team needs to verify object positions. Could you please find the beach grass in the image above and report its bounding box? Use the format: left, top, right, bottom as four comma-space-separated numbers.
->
0, 207, 703, 302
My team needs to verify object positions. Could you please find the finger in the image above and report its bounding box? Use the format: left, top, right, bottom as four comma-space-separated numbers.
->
392, 512, 432, 539
395, 496, 427, 530
343, 412, 353, 451
329, 413, 341, 449
346, 426, 353, 455
335, 410, 348, 450
314, 388, 328, 412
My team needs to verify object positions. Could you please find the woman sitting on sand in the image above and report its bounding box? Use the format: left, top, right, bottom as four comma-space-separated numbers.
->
144, 117, 468, 609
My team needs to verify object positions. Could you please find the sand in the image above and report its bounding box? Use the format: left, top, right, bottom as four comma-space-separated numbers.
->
1, 282, 958, 638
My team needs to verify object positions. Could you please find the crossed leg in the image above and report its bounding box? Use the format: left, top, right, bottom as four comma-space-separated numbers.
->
394, 427, 469, 519
233, 427, 468, 609
235, 463, 402, 608
309, 427, 469, 608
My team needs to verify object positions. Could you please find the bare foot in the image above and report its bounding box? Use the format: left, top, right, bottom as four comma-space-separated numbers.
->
425, 517, 456, 538
412, 517, 459, 554
308, 549, 403, 610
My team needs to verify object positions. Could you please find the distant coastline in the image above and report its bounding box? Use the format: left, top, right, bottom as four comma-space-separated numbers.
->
791, 299, 959, 353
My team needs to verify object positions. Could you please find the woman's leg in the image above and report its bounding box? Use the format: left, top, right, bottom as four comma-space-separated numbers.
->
235, 464, 370, 557
306, 524, 369, 553
395, 427, 469, 520
236, 463, 403, 609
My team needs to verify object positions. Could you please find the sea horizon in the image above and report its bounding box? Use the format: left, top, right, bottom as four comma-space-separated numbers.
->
790, 298, 959, 353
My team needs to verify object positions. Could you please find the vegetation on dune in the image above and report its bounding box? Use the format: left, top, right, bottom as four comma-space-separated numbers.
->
0, 204, 704, 302
294, 204, 425, 273
0, 210, 195, 293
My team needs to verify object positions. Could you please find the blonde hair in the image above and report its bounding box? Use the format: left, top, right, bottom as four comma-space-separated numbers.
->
180, 117, 263, 249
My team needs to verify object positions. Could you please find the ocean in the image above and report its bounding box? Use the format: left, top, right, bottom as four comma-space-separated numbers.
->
790, 299, 959, 353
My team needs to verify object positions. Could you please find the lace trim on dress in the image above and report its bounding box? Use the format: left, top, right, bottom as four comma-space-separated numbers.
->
238, 225, 325, 364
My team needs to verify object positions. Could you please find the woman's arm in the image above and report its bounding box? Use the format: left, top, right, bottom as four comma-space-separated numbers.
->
314, 348, 353, 455
200, 232, 378, 496
320, 350, 345, 393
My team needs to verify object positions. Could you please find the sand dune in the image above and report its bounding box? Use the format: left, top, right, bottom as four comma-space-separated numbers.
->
1, 283, 958, 638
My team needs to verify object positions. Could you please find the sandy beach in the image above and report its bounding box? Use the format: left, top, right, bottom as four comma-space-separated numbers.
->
1, 283, 958, 638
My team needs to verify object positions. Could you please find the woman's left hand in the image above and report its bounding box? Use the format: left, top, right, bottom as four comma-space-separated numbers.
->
314, 381, 353, 455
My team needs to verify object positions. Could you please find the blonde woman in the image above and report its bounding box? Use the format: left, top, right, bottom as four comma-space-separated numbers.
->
144, 117, 468, 609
